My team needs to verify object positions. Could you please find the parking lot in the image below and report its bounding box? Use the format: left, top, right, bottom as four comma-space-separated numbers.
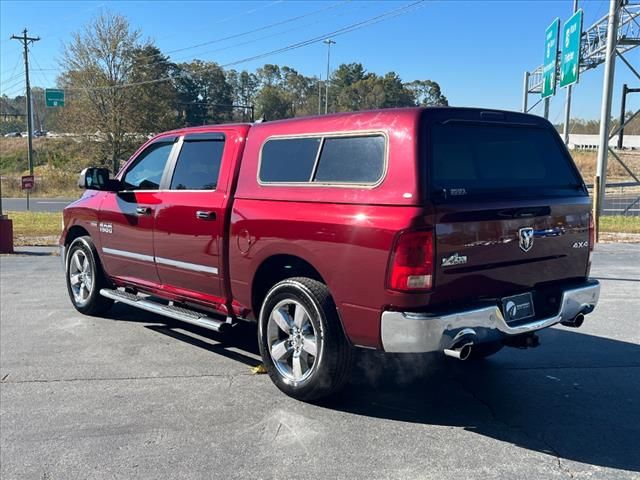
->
1, 243, 639, 480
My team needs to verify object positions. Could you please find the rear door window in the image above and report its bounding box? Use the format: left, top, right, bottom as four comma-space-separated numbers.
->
170, 139, 224, 190
430, 123, 583, 200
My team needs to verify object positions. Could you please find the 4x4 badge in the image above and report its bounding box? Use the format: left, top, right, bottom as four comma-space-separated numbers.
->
518, 227, 534, 252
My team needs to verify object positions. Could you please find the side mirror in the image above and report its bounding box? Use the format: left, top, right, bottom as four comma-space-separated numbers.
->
78, 167, 120, 191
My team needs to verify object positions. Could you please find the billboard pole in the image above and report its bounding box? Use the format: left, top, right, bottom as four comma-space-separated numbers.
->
595, 0, 621, 233
543, 97, 550, 119
522, 71, 530, 113
563, 1, 579, 145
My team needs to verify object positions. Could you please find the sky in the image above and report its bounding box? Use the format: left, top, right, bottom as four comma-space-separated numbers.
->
0, 0, 638, 122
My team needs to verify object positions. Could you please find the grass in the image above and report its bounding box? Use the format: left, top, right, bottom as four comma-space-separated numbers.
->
599, 215, 640, 234
6, 211, 62, 238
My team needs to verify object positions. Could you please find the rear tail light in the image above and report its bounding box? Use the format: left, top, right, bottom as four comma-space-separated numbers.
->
388, 230, 434, 292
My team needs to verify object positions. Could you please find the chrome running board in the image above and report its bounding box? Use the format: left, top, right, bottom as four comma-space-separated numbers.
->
99, 288, 228, 333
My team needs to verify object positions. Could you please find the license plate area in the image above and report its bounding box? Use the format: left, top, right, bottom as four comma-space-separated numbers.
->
501, 292, 535, 323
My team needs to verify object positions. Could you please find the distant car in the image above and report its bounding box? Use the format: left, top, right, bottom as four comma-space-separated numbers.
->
34, 130, 48, 137
3, 132, 21, 137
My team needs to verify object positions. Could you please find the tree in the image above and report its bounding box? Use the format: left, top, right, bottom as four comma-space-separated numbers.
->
226, 69, 259, 121
175, 60, 234, 126
129, 45, 179, 134
380, 72, 414, 108
59, 12, 141, 172
256, 64, 282, 87
406, 80, 448, 107
255, 85, 290, 120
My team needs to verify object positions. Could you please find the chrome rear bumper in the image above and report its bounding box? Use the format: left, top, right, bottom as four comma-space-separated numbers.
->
381, 281, 600, 353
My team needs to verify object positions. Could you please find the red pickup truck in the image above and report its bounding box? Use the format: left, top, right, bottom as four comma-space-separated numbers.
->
60, 107, 600, 400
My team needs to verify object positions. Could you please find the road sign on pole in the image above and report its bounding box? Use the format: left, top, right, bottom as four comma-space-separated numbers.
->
560, 9, 584, 88
45, 89, 65, 107
21, 175, 35, 190
542, 18, 561, 98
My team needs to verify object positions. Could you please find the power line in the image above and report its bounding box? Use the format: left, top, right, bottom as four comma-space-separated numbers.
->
164, 1, 349, 57
39, 1, 351, 83
1, 72, 25, 90
168, 4, 356, 65
29, 50, 52, 87
0, 76, 26, 95
221, 1, 425, 68
23, 3, 355, 80
149, 0, 284, 45
0, 55, 24, 81
62, 0, 426, 93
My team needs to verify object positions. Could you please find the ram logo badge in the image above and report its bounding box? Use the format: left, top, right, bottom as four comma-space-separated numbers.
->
442, 253, 468, 267
518, 227, 534, 252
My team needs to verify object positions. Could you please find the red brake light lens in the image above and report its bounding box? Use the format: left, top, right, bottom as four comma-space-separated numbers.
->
388, 230, 434, 292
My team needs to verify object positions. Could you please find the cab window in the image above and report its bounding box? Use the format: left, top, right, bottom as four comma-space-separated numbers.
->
170, 139, 225, 190
121, 142, 174, 191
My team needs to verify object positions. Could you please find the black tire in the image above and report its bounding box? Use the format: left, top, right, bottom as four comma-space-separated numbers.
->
468, 341, 504, 360
258, 277, 353, 401
65, 236, 113, 316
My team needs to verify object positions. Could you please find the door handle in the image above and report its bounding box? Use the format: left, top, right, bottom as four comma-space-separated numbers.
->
136, 206, 152, 216
196, 210, 216, 220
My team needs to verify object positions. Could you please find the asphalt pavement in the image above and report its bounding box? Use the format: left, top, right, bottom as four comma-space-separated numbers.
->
1, 243, 639, 479
1, 197, 78, 212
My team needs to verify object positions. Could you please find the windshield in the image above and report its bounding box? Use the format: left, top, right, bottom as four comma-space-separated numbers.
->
429, 123, 584, 201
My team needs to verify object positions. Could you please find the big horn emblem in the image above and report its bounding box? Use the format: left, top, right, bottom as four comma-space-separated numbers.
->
518, 227, 534, 252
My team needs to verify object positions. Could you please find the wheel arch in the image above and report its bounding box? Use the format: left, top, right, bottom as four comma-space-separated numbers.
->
64, 225, 90, 246
251, 254, 326, 322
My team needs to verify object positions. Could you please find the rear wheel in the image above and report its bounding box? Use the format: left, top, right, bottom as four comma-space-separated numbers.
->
65, 236, 113, 316
258, 277, 353, 401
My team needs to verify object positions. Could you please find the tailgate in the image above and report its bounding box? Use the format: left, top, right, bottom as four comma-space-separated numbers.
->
425, 113, 591, 307
433, 199, 590, 306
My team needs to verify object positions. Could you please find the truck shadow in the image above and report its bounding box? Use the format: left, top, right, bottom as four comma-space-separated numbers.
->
105, 303, 262, 368
327, 327, 640, 473
104, 304, 639, 472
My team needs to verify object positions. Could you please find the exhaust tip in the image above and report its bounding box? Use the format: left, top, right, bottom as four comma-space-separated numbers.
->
444, 341, 473, 361
561, 312, 585, 328
459, 343, 473, 361
573, 313, 585, 328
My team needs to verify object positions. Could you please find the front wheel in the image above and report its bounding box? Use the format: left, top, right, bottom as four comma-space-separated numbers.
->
65, 236, 113, 316
258, 277, 353, 401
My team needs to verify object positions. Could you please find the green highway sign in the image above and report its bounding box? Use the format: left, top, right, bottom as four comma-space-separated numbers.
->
542, 18, 560, 99
45, 89, 65, 107
560, 9, 583, 88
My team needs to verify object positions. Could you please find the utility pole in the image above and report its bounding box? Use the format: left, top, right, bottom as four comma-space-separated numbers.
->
617, 84, 628, 149
595, 0, 621, 236
318, 75, 322, 115
11, 28, 40, 211
562, 0, 579, 145
522, 71, 530, 113
323, 39, 335, 114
